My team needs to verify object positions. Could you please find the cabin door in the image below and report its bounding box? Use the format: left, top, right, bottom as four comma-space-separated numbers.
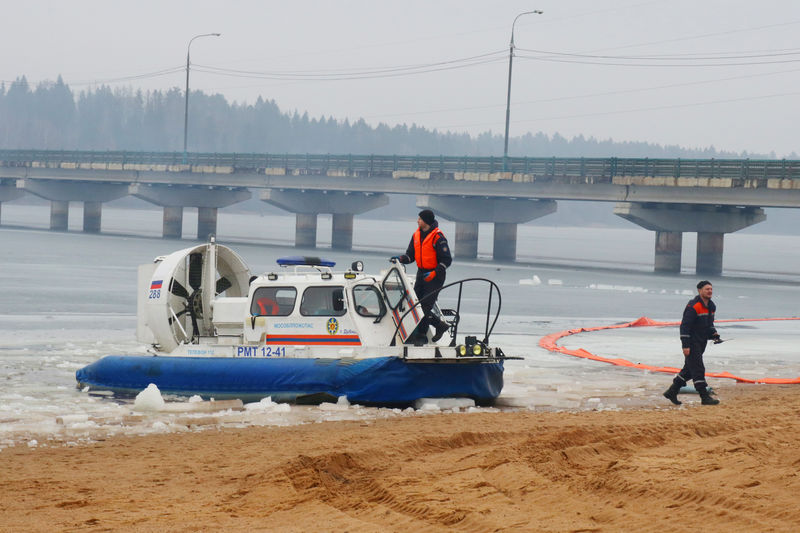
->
380, 267, 422, 343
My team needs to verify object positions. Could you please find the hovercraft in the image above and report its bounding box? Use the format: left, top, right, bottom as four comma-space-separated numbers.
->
76, 238, 509, 406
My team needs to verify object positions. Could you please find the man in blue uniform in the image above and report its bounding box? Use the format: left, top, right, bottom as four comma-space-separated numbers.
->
663, 280, 721, 406
391, 209, 452, 343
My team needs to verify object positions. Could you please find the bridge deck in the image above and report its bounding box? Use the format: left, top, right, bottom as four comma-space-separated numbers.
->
3, 149, 800, 180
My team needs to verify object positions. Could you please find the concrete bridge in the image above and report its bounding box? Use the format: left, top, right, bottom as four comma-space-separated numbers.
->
2, 149, 799, 275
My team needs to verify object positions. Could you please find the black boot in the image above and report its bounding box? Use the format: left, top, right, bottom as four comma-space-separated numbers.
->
699, 390, 720, 405
663, 383, 682, 405
432, 321, 449, 342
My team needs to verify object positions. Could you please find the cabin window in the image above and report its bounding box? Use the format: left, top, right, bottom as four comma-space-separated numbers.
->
250, 287, 297, 316
352, 285, 386, 318
300, 286, 346, 317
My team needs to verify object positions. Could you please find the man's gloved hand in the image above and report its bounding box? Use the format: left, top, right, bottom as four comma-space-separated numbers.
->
424, 264, 446, 282
390, 256, 401, 263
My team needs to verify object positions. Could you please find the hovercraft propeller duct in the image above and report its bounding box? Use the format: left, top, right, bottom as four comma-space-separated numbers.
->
168, 252, 234, 336
138, 241, 251, 352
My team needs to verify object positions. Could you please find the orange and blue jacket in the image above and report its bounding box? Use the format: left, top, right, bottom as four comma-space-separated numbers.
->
680, 295, 718, 349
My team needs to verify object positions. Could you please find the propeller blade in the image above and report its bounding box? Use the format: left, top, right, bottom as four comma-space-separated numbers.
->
216, 277, 232, 294
170, 280, 189, 299
190, 310, 200, 337
168, 308, 189, 325
188, 252, 203, 291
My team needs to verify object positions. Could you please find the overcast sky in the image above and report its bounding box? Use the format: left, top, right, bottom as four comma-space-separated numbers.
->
3, 0, 800, 156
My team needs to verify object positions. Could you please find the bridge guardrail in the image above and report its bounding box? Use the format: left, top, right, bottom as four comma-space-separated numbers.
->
1, 149, 799, 181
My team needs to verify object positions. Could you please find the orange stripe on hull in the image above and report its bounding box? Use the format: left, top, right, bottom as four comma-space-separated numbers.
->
265, 335, 362, 346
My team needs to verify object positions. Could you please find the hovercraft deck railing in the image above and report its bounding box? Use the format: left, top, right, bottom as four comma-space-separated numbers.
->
389, 278, 502, 352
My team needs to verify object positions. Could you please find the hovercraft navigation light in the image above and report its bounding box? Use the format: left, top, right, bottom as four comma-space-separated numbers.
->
276, 256, 336, 268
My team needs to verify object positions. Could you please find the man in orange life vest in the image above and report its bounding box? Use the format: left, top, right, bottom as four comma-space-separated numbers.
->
391, 209, 452, 343
663, 280, 721, 406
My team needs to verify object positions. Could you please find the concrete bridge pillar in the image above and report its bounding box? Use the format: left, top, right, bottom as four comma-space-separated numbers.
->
454, 222, 479, 259
16, 179, 127, 234
197, 207, 218, 242
0, 182, 25, 225
416, 195, 557, 261
163, 207, 184, 239
130, 184, 250, 240
614, 202, 766, 275
655, 231, 683, 273
83, 201, 102, 233
697, 232, 724, 275
260, 190, 389, 250
296, 214, 318, 248
493, 223, 518, 261
332, 213, 354, 250
50, 201, 69, 231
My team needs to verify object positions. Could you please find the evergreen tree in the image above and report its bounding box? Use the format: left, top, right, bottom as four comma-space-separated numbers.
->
0, 75, 776, 159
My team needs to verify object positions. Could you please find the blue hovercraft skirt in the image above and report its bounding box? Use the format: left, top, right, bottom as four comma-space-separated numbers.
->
76, 355, 504, 406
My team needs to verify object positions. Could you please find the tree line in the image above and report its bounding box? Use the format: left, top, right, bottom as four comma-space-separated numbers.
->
0, 76, 778, 159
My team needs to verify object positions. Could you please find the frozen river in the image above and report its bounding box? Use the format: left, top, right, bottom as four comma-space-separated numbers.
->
1, 204, 798, 450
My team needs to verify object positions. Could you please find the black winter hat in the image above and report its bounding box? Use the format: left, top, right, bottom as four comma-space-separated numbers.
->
418, 209, 435, 225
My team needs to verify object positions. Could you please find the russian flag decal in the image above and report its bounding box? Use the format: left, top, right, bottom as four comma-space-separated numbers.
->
150, 280, 163, 290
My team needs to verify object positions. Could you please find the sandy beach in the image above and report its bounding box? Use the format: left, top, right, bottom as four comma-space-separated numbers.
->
1, 384, 799, 532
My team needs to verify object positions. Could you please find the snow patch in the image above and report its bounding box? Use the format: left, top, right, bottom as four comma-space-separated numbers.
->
414, 397, 476, 411
318, 396, 351, 411
244, 397, 292, 413
133, 384, 165, 411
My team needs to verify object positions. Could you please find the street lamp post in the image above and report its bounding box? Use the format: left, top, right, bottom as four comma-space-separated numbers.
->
183, 32, 221, 163
503, 10, 542, 171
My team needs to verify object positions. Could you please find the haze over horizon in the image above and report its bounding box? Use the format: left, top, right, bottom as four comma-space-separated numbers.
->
3, 1, 800, 157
